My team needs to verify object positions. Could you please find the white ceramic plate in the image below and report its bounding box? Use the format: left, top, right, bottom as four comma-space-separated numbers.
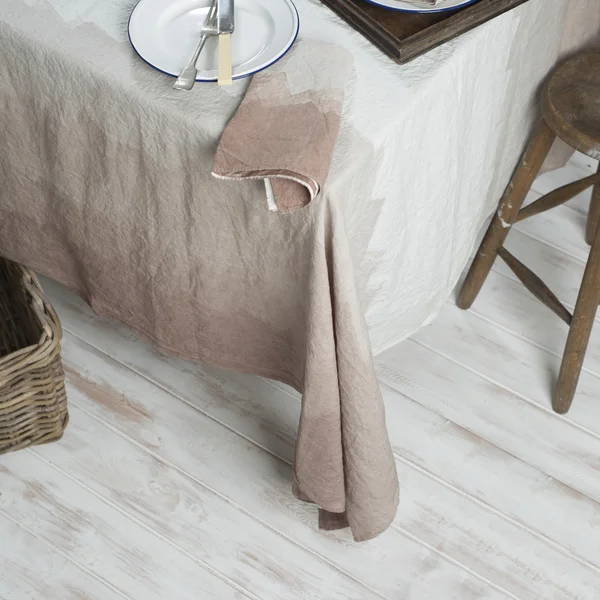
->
128, 0, 299, 81
364, 0, 478, 13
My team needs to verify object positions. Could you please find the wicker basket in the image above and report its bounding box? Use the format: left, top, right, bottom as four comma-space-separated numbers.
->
0, 257, 68, 455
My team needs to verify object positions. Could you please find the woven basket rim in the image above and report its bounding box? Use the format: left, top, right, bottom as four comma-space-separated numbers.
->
0, 258, 68, 456
0, 264, 63, 376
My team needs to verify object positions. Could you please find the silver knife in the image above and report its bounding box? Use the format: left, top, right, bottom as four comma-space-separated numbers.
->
218, 0, 234, 36
217, 0, 234, 85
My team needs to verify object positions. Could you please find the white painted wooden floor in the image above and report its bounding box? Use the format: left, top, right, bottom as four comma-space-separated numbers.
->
2, 156, 600, 600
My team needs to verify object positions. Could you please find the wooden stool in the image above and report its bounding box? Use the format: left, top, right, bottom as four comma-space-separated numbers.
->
457, 51, 600, 415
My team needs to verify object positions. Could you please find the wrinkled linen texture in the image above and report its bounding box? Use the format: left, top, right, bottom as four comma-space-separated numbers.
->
0, 0, 598, 541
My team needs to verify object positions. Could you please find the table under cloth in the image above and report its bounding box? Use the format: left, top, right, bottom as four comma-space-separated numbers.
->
0, 0, 598, 540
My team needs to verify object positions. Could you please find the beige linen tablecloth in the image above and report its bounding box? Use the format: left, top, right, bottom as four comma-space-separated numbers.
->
0, 0, 598, 540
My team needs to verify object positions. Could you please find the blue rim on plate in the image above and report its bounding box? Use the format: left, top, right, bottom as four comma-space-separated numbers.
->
127, 0, 300, 82
362, 0, 479, 13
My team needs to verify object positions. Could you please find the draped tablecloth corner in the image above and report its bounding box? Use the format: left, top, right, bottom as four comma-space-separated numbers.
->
1, 0, 598, 540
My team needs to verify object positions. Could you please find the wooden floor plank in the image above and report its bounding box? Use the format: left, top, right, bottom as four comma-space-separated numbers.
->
377, 330, 600, 535
57, 329, 512, 600
514, 202, 590, 264
34, 403, 384, 600
463, 238, 600, 437
469, 268, 600, 391
566, 152, 598, 176
0, 513, 127, 600
44, 280, 600, 599
413, 300, 600, 434
498, 229, 587, 312
380, 383, 600, 572
0, 453, 248, 600
392, 456, 600, 600
532, 163, 595, 215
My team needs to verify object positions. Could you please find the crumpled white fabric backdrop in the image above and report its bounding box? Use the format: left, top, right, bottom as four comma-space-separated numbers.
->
2, 0, 599, 355
315, 0, 600, 354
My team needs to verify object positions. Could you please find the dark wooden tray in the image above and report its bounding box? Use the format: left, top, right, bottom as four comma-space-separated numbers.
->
319, 0, 530, 63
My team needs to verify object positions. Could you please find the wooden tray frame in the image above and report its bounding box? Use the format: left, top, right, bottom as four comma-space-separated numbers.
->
319, 0, 530, 63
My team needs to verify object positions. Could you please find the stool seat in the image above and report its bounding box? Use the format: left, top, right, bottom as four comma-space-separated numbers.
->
544, 51, 600, 159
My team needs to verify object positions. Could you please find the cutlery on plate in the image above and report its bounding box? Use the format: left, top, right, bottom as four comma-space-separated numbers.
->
217, 0, 234, 86
173, 0, 218, 91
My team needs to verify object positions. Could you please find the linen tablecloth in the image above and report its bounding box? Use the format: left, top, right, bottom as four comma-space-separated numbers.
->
0, 0, 598, 540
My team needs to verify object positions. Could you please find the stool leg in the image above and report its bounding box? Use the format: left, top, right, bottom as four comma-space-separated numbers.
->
458, 121, 556, 310
585, 163, 600, 245
554, 221, 600, 414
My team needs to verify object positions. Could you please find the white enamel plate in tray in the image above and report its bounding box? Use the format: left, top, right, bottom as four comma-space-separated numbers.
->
129, 0, 299, 82
365, 0, 477, 12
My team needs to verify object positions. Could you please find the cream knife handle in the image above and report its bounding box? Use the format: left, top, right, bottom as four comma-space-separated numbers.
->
218, 34, 232, 86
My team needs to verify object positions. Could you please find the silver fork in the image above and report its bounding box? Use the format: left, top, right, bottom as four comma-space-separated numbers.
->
173, 0, 218, 91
